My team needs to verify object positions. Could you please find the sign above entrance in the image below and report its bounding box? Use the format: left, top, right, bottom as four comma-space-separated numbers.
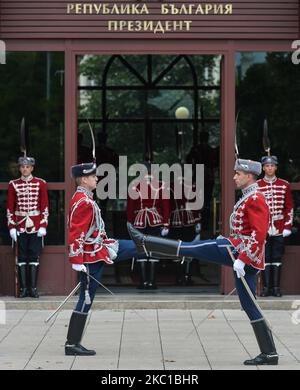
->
66, 2, 233, 34
0, 0, 299, 40
67, 2, 233, 15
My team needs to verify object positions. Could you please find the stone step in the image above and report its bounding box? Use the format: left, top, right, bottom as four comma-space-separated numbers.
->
0, 294, 298, 310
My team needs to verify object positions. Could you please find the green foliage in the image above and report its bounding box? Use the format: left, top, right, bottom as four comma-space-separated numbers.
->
0, 52, 64, 182
236, 52, 300, 182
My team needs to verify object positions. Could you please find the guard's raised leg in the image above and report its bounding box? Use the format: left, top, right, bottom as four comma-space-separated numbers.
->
127, 222, 180, 259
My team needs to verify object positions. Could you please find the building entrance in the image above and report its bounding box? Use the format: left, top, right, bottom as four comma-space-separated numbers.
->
76, 54, 222, 290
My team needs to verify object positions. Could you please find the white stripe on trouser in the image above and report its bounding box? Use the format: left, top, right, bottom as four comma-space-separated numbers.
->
18, 262, 26, 266
180, 241, 217, 249
85, 264, 91, 305
272, 263, 282, 266
29, 262, 39, 266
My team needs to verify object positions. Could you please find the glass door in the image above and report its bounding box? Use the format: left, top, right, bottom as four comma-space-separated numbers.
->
77, 54, 222, 290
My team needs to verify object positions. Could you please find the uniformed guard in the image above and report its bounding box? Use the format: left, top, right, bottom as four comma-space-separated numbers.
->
7, 156, 49, 298
65, 161, 140, 356
169, 177, 201, 285
127, 162, 170, 289
257, 155, 294, 297
128, 158, 279, 365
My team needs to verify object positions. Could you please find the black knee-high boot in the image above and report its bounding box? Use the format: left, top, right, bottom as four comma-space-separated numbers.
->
272, 264, 282, 297
18, 264, 29, 298
175, 260, 184, 285
65, 311, 96, 356
260, 265, 272, 297
29, 264, 39, 298
137, 261, 148, 289
244, 319, 278, 365
127, 223, 180, 258
184, 259, 194, 285
148, 261, 157, 290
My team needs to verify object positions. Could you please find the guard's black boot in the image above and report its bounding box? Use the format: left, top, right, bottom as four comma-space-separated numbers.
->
260, 287, 270, 297
147, 261, 157, 290
272, 265, 282, 297
65, 311, 96, 356
244, 319, 278, 365
127, 223, 180, 259
18, 264, 29, 298
29, 264, 39, 298
137, 261, 148, 289
184, 259, 194, 286
175, 261, 184, 285
260, 265, 271, 297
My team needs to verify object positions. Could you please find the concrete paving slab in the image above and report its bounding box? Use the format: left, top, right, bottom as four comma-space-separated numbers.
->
0, 308, 300, 370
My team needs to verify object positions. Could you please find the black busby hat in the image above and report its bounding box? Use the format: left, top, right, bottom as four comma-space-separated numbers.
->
71, 162, 97, 178
261, 155, 278, 166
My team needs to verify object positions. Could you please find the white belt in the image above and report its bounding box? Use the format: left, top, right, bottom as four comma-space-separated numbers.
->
272, 215, 284, 221
15, 210, 40, 217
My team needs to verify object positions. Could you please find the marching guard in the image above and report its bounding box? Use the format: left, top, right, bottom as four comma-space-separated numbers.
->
65, 161, 140, 356
128, 158, 279, 365
257, 156, 294, 297
7, 156, 49, 298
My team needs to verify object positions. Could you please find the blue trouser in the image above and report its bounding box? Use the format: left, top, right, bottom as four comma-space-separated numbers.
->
179, 238, 262, 321
18, 232, 43, 263
265, 235, 285, 264
74, 240, 138, 313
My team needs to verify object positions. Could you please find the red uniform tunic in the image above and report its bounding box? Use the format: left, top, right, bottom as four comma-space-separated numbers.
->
170, 180, 201, 228
68, 187, 118, 265
127, 176, 170, 229
228, 183, 270, 270
7, 175, 49, 234
257, 176, 294, 236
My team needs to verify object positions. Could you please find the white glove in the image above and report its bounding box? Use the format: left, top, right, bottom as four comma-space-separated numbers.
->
37, 227, 47, 237
161, 227, 169, 237
282, 229, 292, 238
9, 228, 17, 242
72, 264, 87, 273
195, 223, 201, 234
233, 259, 245, 278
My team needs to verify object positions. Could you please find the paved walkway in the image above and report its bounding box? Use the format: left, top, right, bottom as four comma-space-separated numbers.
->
0, 308, 300, 370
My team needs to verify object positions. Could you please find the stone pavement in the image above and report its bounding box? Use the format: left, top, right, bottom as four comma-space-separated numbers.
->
0, 308, 300, 370
1, 291, 300, 310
